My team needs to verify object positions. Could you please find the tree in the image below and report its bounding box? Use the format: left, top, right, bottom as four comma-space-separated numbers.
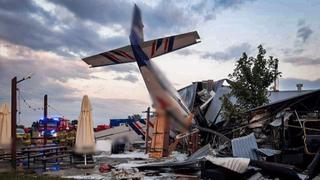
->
221, 45, 281, 122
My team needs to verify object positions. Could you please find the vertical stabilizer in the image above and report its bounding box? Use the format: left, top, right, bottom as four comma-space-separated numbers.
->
130, 4, 144, 45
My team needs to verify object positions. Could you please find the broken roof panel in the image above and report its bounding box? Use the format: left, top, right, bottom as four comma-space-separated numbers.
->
188, 144, 212, 161
255, 148, 281, 157
178, 83, 198, 111
205, 85, 236, 125
177, 78, 317, 126
231, 133, 258, 160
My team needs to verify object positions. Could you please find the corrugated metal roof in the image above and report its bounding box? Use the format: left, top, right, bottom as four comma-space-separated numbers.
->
250, 89, 320, 112
203, 79, 317, 125
267, 90, 313, 103
177, 78, 318, 126
231, 133, 258, 160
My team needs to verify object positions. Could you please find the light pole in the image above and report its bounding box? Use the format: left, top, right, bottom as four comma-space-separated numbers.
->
11, 73, 32, 169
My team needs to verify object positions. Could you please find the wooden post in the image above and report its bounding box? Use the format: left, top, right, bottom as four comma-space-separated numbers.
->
44, 94, 47, 145
44, 94, 47, 118
145, 107, 150, 154
11, 77, 17, 169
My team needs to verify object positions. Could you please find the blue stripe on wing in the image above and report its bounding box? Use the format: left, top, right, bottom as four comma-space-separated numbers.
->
168, 36, 175, 52
156, 39, 163, 50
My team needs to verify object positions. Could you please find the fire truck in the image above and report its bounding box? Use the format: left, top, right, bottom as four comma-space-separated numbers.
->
38, 117, 70, 137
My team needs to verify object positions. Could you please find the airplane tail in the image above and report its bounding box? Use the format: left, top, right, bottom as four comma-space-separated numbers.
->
82, 5, 200, 68
130, 4, 144, 45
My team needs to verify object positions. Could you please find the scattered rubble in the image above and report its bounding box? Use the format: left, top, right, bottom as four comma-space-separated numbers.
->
92, 80, 320, 179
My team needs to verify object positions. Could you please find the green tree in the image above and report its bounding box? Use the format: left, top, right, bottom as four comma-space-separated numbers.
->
222, 45, 281, 122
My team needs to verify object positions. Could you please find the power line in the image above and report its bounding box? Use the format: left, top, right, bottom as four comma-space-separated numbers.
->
17, 89, 21, 124
19, 90, 43, 112
48, 104, 64, 117
12, 89, 66, 118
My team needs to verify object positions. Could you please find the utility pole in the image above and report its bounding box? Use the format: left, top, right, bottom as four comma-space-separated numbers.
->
44, 94, 48, 145
11, 74, 33, 169
11, 77, 17, 169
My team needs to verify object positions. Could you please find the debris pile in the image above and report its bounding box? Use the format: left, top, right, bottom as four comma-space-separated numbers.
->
107, 80, 320, 179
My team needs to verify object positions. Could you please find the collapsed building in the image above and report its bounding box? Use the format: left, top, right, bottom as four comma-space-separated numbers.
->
248, 89, 320, 167
151, 79, 320, 179
93, 79, 320, 179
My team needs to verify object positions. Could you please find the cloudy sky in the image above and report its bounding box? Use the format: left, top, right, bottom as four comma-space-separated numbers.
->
0, 0, 319, 126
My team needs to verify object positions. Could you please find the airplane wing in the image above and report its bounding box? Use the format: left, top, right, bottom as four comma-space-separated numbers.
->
82, 31, 200, 68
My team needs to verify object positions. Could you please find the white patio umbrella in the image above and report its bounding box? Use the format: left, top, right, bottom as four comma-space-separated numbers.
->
75, 95, 95, 165
0, 103, 11, 149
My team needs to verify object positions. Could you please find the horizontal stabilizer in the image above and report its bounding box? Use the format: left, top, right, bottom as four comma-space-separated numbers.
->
82, 31, 200, 68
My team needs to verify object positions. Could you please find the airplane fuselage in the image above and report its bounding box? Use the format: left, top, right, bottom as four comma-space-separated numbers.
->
138, 60, 190, 128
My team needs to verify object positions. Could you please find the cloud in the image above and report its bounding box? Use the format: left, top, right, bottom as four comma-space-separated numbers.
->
0, 39, 147, 126
113, 74, 139, 83
0, 40, 89, 100
202, 43, 253, 61
0, 0, 258, 126
281, 48, 304, 56
296, 20, 313, 43
55, 0, 255, 36
0, 0, 256, 58
283, 56, 320, 66
190, 0, 256, 21
178, 43, 253, 61
53, 0, 132, 26
280, 78, 320, 90
0, 0, 128, 58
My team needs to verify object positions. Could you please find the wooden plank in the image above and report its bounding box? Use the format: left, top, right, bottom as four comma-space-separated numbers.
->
149, 109, 170, 158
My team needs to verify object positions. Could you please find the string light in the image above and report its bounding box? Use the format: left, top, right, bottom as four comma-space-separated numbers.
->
19, 91, 43, 112
48, 104, 64, 117
14, 90, 65, 119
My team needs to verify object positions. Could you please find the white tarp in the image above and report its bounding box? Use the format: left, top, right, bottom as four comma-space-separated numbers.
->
75, 95, 95, 154
95, 139, 112, 154
205, 156, 250, 173
0, 103, 11, 149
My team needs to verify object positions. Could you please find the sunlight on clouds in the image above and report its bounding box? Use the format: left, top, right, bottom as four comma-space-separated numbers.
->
32, 0, 55, 14
0, 43, 9, 57
97, 24, 126, 38
29, 13, 46, 25
153, 53, 235, 89
32, 0, 75, 31
280, 62, 320, 81
66, 71, 150, 103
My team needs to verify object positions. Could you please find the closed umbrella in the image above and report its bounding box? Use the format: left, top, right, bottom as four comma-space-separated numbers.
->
75, 95, 95, 165
0, 103, 11, 149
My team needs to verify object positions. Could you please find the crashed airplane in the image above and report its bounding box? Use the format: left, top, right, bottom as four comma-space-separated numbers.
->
82, 5, 200, 129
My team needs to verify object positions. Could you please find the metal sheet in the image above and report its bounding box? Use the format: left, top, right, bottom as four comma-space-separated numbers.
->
231, 133, 258, 160
204, 85, 234, 125
178, 83, 198, 111
188, 144, 212, 161
255, 148, 281, 157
